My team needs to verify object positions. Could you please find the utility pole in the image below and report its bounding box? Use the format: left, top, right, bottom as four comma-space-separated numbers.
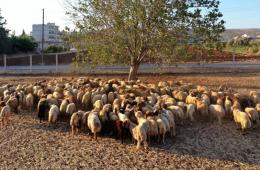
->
41, 8, 44, 65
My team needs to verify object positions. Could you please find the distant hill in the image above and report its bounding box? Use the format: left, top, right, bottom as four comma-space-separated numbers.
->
222, 28, 260, 41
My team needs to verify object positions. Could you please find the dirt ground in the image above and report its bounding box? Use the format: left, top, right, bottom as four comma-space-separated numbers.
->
0, 73, 260, 169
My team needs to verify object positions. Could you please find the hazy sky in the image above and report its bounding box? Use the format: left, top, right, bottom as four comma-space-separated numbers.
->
1, 0, 260, 35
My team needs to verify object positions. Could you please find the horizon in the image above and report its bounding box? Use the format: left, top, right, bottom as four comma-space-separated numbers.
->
1, 0, 260, 35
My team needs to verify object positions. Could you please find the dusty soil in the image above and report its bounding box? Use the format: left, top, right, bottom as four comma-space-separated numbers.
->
0, 73, 260, 169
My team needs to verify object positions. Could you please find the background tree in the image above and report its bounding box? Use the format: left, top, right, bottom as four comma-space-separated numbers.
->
10, 31, 37, 53
66, 0, 225, 80
0, 9, 11, 54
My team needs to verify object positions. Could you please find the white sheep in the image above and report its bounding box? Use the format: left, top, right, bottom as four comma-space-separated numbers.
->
82, 91, 91, 109
25, 93, 34, 112
245, 107, 259, 124
0, 105, 11, 128
249, 91, 260, 105
87, 111, 102, 140
209, 104, 225, 125
48, 104, 59, 125
66, 103, 76, 116
224, 96, 233, 117
70, 110, 85, 135
162, 109, 176, 137
155, 115, 167, 144
60, 99, 69, 114
256, 103, 260, 116
186, 103, 196, 122
232, 107, 252, 132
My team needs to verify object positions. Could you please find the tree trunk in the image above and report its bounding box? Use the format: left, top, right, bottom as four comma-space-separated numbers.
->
128, 63, 139, 81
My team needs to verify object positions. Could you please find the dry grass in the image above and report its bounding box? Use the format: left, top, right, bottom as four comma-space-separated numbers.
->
0, 73, 260, 169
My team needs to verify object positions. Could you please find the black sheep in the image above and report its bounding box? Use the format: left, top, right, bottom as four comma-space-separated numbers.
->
37, 100, 48, 123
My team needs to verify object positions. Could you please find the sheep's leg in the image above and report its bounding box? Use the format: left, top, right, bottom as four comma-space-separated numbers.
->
157, 134, 160, 144
71, 126, 75, 135
162, 133, 166, 144
218, 117, 222, 125
94, 132, 97, 140
136, 140, 141, 150
76, 127, 79, 134
0, 118, 3, 128
144, 140, 148, 150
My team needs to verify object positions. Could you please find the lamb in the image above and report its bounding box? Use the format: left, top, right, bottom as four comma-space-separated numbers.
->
0, 104, 11, 128
209, 104, 225, 125
48, 104, 59, 125
232, 107, 252, 132
101, 94, 108, 105
245, 107, 259, 124
70, 110, 85, 135
87, 111, 102, 140
25, 93, 34, 112
186, 103, 196, 122
66, 103, 76, 116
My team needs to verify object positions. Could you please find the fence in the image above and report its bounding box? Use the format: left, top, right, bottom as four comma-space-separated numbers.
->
0, 52, 260, 74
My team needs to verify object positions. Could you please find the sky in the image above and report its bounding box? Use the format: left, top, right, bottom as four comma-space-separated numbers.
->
1, 0, 260, 35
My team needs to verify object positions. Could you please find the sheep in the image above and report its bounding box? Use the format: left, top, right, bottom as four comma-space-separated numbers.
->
186, 94, 197, 105
186, 103, 196, 122
82, 91, 91, 110
0, 104, 11, 128
107, 92, 115, 104
196, 99, 209, 118
60, 99, 69, 115
172, 90, 187, 102
209, 104, 225, 125
70, 110, 85, 135
48, 104, 59, 125
162, 109, 176, 137
232, 107, 252, 132
245, 107, 259, 124
37, 98, 49, 123
249, 91, 260, 105
167, 105, 185, 121
66, 103, 76, 116
146, 116, 159, 142
132, 123, 149, 150
87, 111, 102, 140
101, 94, 108, 105
93, 100, 103, 112
6, 96, 19, 114
201, 93, 210, 106
25, 93, 34, 112
224, 96, 233, 117
256, 103, 260, 116
155, 115, 167, 144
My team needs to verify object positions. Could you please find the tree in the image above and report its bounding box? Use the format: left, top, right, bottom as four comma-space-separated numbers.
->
66, 0, 225, 80
10, 32, 37, 53
0, 9, 11, 54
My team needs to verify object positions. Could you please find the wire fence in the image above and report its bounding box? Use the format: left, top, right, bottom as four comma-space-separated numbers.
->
0, 52, 260, 74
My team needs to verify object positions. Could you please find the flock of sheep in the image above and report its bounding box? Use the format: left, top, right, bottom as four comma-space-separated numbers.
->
0, 77, 260, 150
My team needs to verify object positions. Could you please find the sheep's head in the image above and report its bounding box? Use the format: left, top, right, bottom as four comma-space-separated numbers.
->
134, 111, 144, 119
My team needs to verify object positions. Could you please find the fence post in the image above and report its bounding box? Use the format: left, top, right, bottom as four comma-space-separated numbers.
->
30, 55, 32, 73
56, 53, 58, 73
4, 54, 7, 71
